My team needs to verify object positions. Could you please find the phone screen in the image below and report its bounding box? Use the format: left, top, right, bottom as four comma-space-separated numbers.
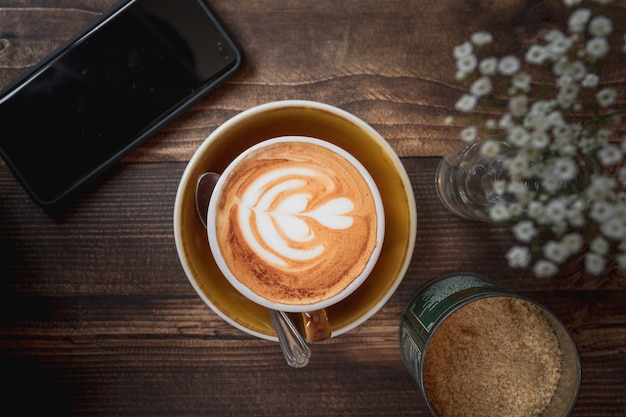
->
0, 0, 241, 206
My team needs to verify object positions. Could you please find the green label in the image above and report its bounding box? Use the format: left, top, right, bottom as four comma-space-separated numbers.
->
400, 273, 510, 386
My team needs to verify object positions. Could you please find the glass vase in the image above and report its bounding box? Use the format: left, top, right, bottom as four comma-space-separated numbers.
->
436, 140, 515, 223
436, 139, 599, 224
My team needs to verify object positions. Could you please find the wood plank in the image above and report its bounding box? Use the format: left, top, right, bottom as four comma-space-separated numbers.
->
2, 0, 624, 158
1, 158, 625, 416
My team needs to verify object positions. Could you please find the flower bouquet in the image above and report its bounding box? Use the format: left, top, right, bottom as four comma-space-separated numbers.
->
441, 0, 626, 278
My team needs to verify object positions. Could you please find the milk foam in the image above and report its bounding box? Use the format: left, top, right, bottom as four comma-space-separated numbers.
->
213, 138, 381, 307
238, 167, 355, 266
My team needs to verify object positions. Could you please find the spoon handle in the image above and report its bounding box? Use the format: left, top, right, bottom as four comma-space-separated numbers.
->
269, 309, 311, 368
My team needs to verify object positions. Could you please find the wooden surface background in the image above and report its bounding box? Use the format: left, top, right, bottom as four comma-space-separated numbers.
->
1, 0, 625, 416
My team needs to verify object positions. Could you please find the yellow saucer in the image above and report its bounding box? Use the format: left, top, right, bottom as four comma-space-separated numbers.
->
174, 100, 417, 341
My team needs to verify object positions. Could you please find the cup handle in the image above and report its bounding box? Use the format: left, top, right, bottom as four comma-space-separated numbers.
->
300, 309, 332, 343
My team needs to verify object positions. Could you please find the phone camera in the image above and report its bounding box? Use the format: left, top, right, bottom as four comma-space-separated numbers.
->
217, 42, 231, 61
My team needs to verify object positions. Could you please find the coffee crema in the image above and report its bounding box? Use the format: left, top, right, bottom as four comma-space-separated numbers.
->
212, 138, 380, 307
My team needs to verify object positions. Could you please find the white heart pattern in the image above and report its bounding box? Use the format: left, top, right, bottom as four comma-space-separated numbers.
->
238, 167, 355, 266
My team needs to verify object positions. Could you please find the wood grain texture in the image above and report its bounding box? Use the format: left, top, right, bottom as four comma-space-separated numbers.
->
1, 0, 625, 416
1, 158, 625, 416
1, 0, 625, 158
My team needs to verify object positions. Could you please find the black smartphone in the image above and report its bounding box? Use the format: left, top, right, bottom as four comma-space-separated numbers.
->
0, 0, 242, 208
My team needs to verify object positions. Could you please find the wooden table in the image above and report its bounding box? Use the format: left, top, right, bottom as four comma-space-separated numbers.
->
1, 1, 625, 416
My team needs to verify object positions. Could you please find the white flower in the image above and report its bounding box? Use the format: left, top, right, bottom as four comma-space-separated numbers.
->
585, 252, 607, 275
499, 114, 514, 130
503, 154, 530, 177
590, 236, 610, 255
597, 144, 624, 166
588, 16, 613, 37
585, 37, 610, 60
524, 113, 548, 132
568, 211, 586, 227
530, 100, 556, 116
508, 203, 525, 217
454, 41, 473, 59
471, 32, 493, 46
527, 201, 545, 220
460, 126, 478, 142
455, 71, 469, 81
493, 180, 507, 195
507, 181, 530, 197
581, 73, 600, 88
479, 57, 498, 76
545, 29, 567, 43
601, 217, 626, 241
507, 125, 531, 146
531, 132, 551, 149
457, 54, 478, 74
556, 72, 573, 87
569, 60, 587, 81
533, 260, 559, 278
568, 8, 592, 33
479, 139, 501, 157
587, 175, 617, 200
470, 76, 493, 96
548, 35, 574, 58
526, 45, 550, 65
543, 240, 570, 264
562, 233, 584, 253
506, 246, 532, 268
513, 220, 537, 242
508, 95, 529, 118
489, 204, 511, 222
552, 132, 576, 154
541, 176, 563, 194
545, 198, 568, 223
512, 72, 532, 92
455, 94, 478, 112
596, 88, 617, 108
564, 0, 582, 6
553, 157, 578, 181
557, 81, 580, 109
567, 203, 587, 229
498, 55, 521, 76
590, 200, 615, 223
545, 111, 564, 131
553, 122, 574, 140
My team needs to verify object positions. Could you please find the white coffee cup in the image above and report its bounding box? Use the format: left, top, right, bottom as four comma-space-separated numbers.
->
207, 136, 385, 313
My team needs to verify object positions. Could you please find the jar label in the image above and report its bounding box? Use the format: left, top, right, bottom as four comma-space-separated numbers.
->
400, 273, 510, 385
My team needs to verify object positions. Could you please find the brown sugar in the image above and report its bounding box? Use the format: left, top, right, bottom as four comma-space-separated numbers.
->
423, 297, 562, 417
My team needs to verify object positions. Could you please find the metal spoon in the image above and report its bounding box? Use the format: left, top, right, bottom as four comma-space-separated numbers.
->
195, 171, 311, 368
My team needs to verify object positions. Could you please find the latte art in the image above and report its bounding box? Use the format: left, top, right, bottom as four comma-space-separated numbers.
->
211, 138, 382, 308
240, 167, 355, 266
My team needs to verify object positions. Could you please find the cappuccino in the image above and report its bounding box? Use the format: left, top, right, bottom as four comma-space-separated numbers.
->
209, 137, 382, 309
